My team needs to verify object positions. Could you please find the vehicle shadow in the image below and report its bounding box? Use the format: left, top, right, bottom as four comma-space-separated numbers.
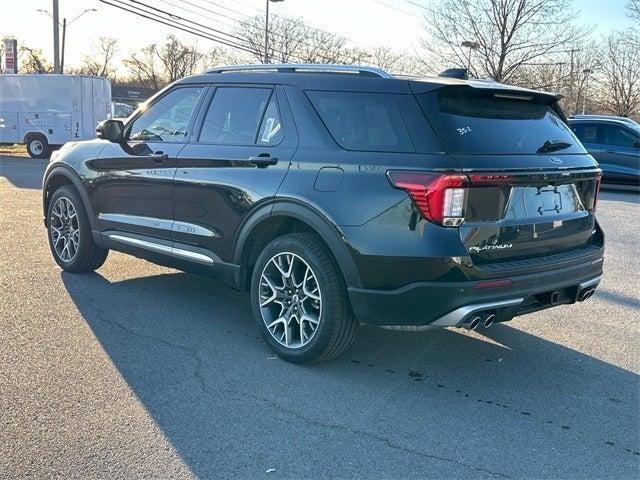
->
61, 270, 639, 479
0, 155, 47, 190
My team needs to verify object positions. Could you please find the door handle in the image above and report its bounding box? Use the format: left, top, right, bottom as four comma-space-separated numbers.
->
148, 152, 168, 163
248, 155, 279, 168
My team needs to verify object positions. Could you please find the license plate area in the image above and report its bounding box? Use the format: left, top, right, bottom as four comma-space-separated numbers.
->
504, 184, 584, 221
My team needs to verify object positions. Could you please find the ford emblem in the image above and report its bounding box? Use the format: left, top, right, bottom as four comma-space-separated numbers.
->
549, 157, 563, 165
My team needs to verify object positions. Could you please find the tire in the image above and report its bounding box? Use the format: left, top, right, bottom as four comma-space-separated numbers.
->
251, 233, 358, 363
46, 185, 109, 273
25, 134, 51, 159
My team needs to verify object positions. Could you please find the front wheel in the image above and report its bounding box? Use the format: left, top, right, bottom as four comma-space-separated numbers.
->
46, 186, 109, 273
250, 233, 358, 363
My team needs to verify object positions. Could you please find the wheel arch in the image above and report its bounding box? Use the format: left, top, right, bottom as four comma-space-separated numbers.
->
233, 199, 363, 291
43, 165, 96, 229
23, 131, 48, 144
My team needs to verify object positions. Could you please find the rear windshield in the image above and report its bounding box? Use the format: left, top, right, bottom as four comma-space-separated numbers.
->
306, 91, 414, 152
416, 89, 585, 155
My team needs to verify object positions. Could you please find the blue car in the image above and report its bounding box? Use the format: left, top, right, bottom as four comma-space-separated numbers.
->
569, 116, 640, 187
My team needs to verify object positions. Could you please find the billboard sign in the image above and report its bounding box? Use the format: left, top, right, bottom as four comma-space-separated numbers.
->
3, 39, 18, 74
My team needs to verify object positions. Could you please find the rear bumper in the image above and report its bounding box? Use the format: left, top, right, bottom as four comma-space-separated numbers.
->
347, 254, 603, 327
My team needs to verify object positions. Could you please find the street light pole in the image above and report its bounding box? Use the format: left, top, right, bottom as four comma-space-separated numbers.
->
461, 41, 479, 75
264, 0, 284, 64
37, 7, 97, 74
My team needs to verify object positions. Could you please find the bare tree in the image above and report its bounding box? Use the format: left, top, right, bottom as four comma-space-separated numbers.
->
629, 0, 640, 21
80, 37, 118, 79
421, 0, 591, 83
597, 31, 640, 117
234, 15, 370, 65
123, 44, 162, 89
19, 46, 53, 74
156, 35, 203, 83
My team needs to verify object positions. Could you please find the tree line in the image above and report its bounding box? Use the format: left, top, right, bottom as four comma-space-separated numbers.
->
4, 0, 639, 119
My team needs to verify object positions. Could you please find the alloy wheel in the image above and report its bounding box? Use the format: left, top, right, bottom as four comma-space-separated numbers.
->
259, 252, 322, 348
50, 197, 80, 263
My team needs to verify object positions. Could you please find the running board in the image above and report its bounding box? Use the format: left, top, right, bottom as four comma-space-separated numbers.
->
107, 233, 215, 265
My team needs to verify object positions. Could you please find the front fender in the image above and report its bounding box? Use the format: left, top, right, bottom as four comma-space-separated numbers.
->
42, 164, 97, 229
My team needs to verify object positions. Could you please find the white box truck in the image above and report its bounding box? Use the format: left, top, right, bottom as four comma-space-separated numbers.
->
0, 74, 111, 158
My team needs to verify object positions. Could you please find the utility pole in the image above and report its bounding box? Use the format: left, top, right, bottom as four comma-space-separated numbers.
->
53, 0, 61, 73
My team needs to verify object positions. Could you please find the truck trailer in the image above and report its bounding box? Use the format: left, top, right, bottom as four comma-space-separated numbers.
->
0, 74, 111, 158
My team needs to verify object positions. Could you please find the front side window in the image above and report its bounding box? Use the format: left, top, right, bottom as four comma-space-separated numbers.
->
128, 87, 204, 142
601, 124, 639, 148
306, 91, 414, 152
199, 87, 273, 144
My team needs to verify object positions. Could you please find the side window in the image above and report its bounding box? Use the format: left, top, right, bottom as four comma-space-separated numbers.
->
128, 87, 204, 142
257, 95, 284, 145
199, 87, 273, 145
572, 123, 599, 144
601, 124, 639, 148
306, 90, 414, 152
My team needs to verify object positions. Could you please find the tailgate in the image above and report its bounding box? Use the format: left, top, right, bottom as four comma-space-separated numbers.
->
459, 168, 601, 264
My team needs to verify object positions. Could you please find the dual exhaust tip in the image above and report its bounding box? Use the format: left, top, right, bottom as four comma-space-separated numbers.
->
465, 312, 496, 330
579, 288, 595, 302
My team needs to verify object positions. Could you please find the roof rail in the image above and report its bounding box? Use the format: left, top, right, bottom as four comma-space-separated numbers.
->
203, 63, 393, 78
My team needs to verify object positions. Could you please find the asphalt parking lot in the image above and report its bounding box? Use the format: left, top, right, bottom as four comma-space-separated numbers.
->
1, 154, 638, 479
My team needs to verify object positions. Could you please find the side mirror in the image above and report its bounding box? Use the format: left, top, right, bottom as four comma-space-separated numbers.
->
96, 119, 124, 142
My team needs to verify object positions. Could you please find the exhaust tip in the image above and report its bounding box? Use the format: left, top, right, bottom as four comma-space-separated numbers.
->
468, 316, 481, 330
484, 314, 496, 328
580, 288, 595, 302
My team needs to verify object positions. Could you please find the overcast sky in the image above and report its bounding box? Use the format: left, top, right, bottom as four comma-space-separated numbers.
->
3, 0, 634, 69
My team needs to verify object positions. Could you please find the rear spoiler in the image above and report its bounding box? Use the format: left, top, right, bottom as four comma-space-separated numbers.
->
408, 78, 562, 103
408, 79, 567, 122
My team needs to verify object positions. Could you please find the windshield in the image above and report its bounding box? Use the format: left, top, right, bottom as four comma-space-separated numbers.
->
416, 88, 586, 155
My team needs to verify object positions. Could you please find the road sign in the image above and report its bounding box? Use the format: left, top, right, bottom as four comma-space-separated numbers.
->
3, 39, 18, 74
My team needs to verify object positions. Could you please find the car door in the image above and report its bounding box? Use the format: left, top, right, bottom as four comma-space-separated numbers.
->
174, 84, 297, 264
571, 122, 603, 160
94, 85, 206, 240
598, 123, 640, 185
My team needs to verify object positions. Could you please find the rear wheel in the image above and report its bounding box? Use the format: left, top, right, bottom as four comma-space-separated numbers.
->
250, 233, 357, 363
46, 186, 108, 273
26, 134, 51, 159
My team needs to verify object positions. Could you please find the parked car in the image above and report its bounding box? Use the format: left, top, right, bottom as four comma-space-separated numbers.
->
111, 101, 134, 120
570, 114, 639, 128
42, 64, 604, 363
569, 116, 640, 187
0, 74, 111, 158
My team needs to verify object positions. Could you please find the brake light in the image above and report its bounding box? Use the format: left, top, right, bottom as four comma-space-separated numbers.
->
593, 171, 602, 211
387, 171, 468, 226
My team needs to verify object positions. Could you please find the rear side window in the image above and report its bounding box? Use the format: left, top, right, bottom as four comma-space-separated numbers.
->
416, 89, 585, 155
307, 91, 414, 152
199, 87, 272, 144
572, 123, 599, 143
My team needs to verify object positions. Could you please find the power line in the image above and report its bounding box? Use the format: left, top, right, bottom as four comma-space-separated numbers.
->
98, 0, 255, 53
208, 0, 378, 50
127, 0, 250, 47
152, 0, 369, 64
367, 0, 424, 19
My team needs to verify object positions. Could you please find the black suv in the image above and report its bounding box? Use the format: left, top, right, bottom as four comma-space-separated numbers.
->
42, 64, 604, 363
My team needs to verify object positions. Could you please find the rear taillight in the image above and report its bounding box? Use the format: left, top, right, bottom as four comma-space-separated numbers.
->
593, 171, 602, 211
387, 171, 468, 226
